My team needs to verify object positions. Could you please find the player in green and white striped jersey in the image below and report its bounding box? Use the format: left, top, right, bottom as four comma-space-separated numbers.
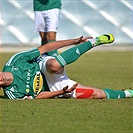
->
0, 34, 133, 100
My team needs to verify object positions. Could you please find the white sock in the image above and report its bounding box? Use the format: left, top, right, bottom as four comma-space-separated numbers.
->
89, 38, 96, 47
124, 90, 132, 98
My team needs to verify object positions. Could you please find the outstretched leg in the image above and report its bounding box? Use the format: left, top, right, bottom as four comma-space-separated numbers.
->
46, 34, 114, 73
75, 84, 133, 99
55, 34, 114, 66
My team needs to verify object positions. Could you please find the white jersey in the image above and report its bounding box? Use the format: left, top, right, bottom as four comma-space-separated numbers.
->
38, 54, 76, 98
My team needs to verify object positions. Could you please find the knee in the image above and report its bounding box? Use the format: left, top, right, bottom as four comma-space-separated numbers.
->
47, 32, 56, 41
46, 59, 63, 73
92, 90, 106, 99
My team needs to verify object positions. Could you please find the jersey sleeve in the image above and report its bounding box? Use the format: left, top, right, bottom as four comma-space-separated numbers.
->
4, 48, 40, 66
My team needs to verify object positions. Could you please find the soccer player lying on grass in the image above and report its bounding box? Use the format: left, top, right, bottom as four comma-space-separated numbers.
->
0, 34, 132, 100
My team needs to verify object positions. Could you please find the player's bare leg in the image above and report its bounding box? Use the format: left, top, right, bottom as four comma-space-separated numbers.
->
76, 84, 106, 99
40, 31, 58, 56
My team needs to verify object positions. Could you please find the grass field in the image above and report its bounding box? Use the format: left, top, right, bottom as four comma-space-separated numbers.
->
0, 51, 133, 133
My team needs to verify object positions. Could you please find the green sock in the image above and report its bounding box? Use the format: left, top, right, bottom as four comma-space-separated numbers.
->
41, 42, 47, 45
55, 41, 93, 66
103, 88, 125, 99
41, 41, 58, 56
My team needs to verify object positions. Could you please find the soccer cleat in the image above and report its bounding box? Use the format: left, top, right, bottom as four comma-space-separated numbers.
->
94, 34, 115, 46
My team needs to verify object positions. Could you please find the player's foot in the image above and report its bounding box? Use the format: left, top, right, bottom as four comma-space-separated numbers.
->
94, 34, 115, 46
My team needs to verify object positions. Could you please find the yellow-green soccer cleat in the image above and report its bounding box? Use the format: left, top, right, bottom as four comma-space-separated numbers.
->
95, 34, 115, 46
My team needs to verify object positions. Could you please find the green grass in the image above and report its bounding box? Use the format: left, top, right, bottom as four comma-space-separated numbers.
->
0, 51, 133, 133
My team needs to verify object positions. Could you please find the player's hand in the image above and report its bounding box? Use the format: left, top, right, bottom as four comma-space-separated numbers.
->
74, 36, 93, 45
63, 83, 78, 93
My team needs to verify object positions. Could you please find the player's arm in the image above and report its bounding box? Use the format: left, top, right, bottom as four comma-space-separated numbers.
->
36, 83, 78, 99
38, 36, 93, 55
